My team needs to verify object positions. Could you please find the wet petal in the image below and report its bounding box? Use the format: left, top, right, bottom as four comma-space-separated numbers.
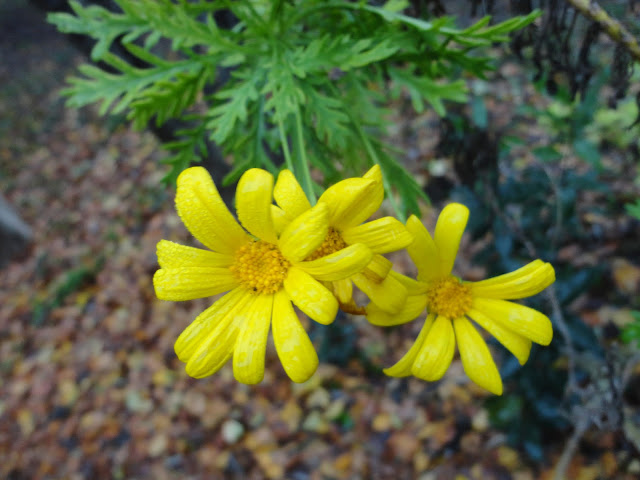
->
342, 217, 413, 254
274, 169, 311, 219
473, 298, 553, 345
175, 167, 248, 255
433, 203, 469, 276
469, 261, 555, 299
298, 244, 372, 281
467, 308, 531, 365
236, 168, 277, 243
233, 294, 274, 384
175, 287, 248, 362
153, 267, 238, 301
412, 315, 456, 381
284, 267, 338, 325
318, 178, 381, 230
453, 317, 503, 395
353, 271, 408, 314
182, 289, 254, 378
156, 240, 232, 269
366, 293, 427, 326
384, 314, 436, 377
279, 203, 329, 262
272, 290, 318, 383
406, 215, 441, 283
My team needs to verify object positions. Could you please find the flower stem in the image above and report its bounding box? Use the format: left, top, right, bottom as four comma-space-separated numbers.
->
277, 117, 295, 173
293, 108, 316, 204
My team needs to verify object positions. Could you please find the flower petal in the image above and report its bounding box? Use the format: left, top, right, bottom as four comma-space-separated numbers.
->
363, 164, 383, 183
153, 267, 238, 301
279, 203, 329, 262
453, 317, 503, 395
469, 261, 555, 299
412, 315, 456, 381
433, 203, 469, 276
284, 267, 338, 325
175, 287, 249, 363
467, 308, 531, 365
271, 205, 289, 235
472, 298, 553, 345
236, 168, 277, 243
353, 271, 408, 314
175, 167, 248, 255
342, 217, 413, 254
298, 244, 372, 281
331, 278, 353, 305
388, 270, 429, 296
272, 290, 318, 383
363, 255, 392, 282
318, 178, 381, 230
156, 240, 232, 269
274, 169, 311, 219
406, 215, 441, 283
366, 293, 427, 326
182, 289, 254, 378
384, 314, 436, 377
233, 293, 274, 384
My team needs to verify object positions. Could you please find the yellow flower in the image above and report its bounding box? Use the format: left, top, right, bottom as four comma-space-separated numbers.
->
271, 165, 413, 314
367, 203, 555, 395
153, 167, 373, 384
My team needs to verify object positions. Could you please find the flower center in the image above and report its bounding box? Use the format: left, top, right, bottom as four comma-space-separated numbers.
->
426, 276, 472, 319
305, 227, 348, 261
229, 241, 291, 294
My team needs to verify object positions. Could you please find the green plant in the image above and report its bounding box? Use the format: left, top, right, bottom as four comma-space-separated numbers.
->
49, 0, 539, 218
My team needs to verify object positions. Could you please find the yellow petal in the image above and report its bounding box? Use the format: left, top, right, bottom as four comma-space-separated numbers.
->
363, 164, 383, 183
453, 317, 503, 395
363, 255, 392, 282
274, 169, 311, 219
153, 267, 238, 301
298, 244, 372, 281
469, 261, 555, 299
236, 168, 277, 243
233, 294, 274, 384
406, 215, 441, 283
271, 205, 289, 235
278, 203, 329, 262
366, 293, 427, 326
433, 203, 469, 276
272, 290, 318, 383
472, 298, 553, 346
156, 240, 232, 269
342, 217, 413, 254
175, 287, 248, 362
384, 314, 436, 377
353, 271, 408, 314
388, 270, 429, 296
467, 308, 532, 365
331, 278, 353, 305
175, 167, 248, 255
284, 267, 338, 325
411, 315, 456, 381
318, 178, 381, 230
182, 289, 254, 378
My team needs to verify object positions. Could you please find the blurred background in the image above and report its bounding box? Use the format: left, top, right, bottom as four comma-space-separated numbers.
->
1, 1, 639, 479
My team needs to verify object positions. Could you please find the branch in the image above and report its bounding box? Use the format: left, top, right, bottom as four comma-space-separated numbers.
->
564, 0, 640, 63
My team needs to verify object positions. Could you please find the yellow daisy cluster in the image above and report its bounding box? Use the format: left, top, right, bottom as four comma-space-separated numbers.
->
154, 167, 555, 394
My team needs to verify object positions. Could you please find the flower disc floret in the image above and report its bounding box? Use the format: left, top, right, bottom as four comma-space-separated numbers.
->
229, 240, 291, 294
426, 276, 472, 319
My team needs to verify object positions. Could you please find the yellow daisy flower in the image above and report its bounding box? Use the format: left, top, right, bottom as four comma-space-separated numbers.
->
271, 165, 413, 314
153, 167, 373, 384
367, 203, 555, 395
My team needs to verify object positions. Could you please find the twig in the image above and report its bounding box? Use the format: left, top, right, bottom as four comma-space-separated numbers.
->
553, 414, 591, 480
563, 0, 640, 63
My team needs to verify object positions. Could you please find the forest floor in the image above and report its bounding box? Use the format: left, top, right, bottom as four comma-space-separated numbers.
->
1, 1, 640, 480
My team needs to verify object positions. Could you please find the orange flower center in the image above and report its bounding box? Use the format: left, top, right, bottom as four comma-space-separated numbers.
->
229, 241, 290, 294
426, 276, 472, 319
305, 227, 347, 261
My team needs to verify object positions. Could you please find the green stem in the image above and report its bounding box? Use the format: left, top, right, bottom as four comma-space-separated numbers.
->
277, 117, 295, 173
293, 108, 317, 204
